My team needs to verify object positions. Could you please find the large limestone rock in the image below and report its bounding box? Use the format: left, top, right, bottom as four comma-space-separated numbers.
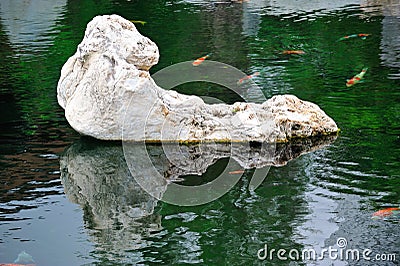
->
57, 14, 338, 142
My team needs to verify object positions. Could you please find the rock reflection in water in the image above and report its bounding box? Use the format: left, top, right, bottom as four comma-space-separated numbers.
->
59, 135, 336, 260
60, 140, 162, 262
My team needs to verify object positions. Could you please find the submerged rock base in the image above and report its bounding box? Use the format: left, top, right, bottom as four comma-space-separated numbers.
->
57, 15, 338, 142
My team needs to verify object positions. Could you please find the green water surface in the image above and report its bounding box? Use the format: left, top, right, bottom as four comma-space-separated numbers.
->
0, 1, 399, 265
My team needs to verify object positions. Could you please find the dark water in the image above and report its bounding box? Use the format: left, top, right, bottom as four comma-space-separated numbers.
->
1, 0, 399, 265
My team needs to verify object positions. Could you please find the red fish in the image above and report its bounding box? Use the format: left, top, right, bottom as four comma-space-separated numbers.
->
346, 67, 368, 87
372, 207, 400, 218
192, 54, 211, 66
357, 33, 370, 38
237, 72, 259, 84
282, 50, 305, 55
229, 170, 245, 174
337, 33, 371, 41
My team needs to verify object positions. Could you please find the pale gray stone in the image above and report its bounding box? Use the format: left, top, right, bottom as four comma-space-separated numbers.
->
57, 14, 338, 142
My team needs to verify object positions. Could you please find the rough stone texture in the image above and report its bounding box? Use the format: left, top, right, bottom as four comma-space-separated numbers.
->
267, 95, 338, 141
57, 14, 338, 142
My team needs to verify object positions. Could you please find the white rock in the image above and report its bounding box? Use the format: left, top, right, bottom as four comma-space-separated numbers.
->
57, 14, 338, 142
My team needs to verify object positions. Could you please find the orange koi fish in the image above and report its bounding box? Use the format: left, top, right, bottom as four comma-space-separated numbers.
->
192, 54, 211, 66
346, 67, 368, 87
358, 33, 370, 38
237, 72, 259, 84
229, 170, 245, 174
337, 33, 371, 41
372, 207, 400, 218
282, 50, 305, 55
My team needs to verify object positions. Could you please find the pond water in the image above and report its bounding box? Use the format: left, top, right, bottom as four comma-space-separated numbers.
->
0, 0, 399, 265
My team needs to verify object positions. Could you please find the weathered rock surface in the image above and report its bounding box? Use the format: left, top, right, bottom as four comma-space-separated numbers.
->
57, 14, 338, 142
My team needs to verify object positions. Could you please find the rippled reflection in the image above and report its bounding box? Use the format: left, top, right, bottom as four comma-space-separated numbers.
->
60, 141, 161, 264
59, 136, 336, 263
0, 0, 67, 56
381, 15, 400, 79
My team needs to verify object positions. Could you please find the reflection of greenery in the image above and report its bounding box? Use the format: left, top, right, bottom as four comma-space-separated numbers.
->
158, 165, 307, 265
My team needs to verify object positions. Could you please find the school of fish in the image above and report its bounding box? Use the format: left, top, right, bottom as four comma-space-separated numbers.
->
191, 33, 371, 88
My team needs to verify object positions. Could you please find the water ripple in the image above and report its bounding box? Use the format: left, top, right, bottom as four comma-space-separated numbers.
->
0, 0, 67, 57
